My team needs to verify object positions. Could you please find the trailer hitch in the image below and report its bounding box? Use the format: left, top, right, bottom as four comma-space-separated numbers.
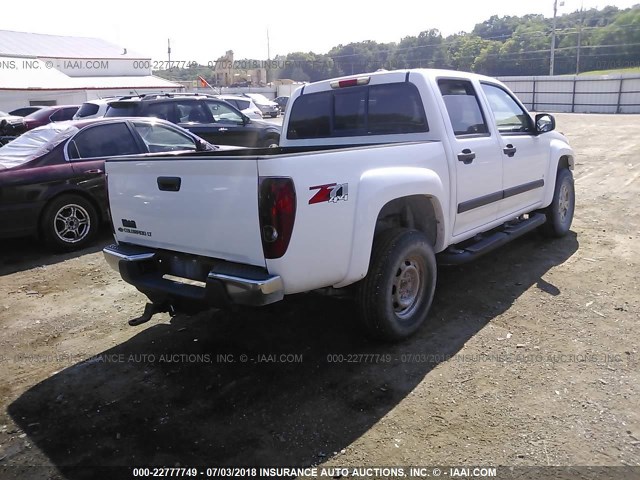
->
128, 302, 176, 326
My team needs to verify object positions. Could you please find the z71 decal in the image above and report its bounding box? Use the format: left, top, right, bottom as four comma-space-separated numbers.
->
309, 183, 349, 204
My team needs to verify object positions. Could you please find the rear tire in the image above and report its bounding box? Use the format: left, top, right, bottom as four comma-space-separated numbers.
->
357, 228, 437, 341
540, 168, 575, 238
41, 194, 99, 251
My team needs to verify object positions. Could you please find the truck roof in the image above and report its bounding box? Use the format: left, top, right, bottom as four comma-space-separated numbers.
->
299, 68, 503, 96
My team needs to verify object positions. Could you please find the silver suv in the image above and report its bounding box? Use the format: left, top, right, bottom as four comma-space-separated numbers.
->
244, 93, 279, 118
74, 98, 119, 120
217, 95, 262, 120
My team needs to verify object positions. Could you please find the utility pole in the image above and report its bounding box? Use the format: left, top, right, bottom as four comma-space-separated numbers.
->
167, 39, 171, 68
266, 28, 270, 85
576, 3, 584, 75
550, 0, 558, 75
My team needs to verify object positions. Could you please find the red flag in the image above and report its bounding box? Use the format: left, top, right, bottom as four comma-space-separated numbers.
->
198, 75, 211, 88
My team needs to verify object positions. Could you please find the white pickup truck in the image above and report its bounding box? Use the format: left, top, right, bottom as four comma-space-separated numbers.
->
103, 69, 575, 341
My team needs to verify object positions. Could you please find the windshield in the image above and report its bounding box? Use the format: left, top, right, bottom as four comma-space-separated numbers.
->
0, 123, 79, 169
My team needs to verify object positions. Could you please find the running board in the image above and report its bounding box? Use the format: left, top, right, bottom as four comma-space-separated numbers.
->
438, 213, 547, 266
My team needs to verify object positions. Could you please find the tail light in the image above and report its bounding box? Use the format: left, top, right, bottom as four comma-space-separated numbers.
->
330, 76, 370, 89
258, 177, 296, 259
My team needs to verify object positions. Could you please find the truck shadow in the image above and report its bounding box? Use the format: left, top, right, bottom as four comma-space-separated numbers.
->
0, 230, 113, 277
8, 232, 578, 476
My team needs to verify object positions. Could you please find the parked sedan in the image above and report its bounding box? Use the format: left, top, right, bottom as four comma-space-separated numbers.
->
9, 106, 46, 117
0, 117, 217, 251
0, 105, 79, 136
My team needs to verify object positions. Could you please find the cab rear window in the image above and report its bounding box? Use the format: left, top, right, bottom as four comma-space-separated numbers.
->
286, 82, 428, 139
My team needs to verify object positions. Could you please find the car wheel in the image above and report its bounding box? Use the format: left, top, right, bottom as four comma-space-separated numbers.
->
261, 135, 280, 148
41, 194, 99, 251
540, 168, 575, 238
356, 228, 437, 341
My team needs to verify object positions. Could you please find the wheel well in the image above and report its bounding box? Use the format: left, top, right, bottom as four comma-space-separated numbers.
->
374, 195, 440, 246
37, 190, 103, 236
558, 155, 572, 170
262, 133, 280, 147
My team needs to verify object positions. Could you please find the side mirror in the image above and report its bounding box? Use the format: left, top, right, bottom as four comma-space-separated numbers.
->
535, 113, 555, 134
196, 139, 212, 152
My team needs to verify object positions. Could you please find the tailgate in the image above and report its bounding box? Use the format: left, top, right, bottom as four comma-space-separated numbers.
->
106, 156, 265, 267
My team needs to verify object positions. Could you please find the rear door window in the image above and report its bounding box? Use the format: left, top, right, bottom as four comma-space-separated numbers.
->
438, 79, 489, 137
287, 82, 428, 139
175, 102, 209, 123
50, 108, 77, 121
68, 123, 140, 159
144, 102, 176, 122
204, 101, 243, 124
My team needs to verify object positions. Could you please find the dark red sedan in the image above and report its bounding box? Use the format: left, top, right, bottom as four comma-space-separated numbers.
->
0, 117, 218, 251
0, 105, 79, 136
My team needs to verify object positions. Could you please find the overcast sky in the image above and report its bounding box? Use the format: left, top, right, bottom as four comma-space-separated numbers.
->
2, 0, 639, 61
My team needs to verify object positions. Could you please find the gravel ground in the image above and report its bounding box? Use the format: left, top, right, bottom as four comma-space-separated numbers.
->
0, 113, 638, 479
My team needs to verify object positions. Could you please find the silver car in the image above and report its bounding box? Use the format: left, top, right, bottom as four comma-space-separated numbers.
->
73, 98, 120, 120
244, 93, 280, 118
217, 95, 263, 120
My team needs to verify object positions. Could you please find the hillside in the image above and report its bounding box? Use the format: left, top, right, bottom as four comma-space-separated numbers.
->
155, 4, 640, 83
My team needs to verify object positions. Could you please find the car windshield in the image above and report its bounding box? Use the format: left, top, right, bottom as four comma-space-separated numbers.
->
0, 123, 79, 169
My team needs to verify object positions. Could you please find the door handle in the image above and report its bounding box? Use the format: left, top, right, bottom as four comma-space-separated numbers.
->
503, 144, 517, 157
457, 149, 476, 164
84, 169, 103, 174
218, 127, 228, 132
157, 176, 181, 192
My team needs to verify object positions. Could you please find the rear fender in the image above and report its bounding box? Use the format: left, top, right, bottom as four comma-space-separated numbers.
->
334, 167, 447, 288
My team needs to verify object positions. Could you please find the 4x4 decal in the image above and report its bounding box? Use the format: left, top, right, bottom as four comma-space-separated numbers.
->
309, 183, 349, 204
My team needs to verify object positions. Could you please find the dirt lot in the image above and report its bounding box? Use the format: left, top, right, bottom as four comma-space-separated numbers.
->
0, 113, 638, 479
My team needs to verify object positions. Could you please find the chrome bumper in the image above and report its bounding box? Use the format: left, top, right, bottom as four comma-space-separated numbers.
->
103, 244, 283, 307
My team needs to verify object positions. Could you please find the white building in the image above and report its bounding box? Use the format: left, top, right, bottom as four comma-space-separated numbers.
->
0, 30, 183, 111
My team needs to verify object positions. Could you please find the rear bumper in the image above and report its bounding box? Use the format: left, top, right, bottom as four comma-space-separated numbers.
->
103, 243, 283, 310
